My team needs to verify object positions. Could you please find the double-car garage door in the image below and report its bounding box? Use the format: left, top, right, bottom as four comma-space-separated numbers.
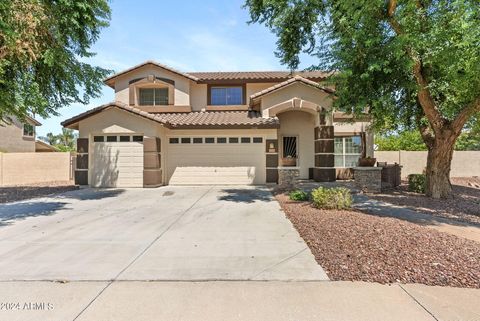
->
90, 134, 266, 187
167, 136, 265, 185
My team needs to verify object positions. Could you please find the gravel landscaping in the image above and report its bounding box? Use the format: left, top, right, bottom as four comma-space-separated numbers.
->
276, 194, 480, 288
369, 177, 480, 225
0, 181, 78, 203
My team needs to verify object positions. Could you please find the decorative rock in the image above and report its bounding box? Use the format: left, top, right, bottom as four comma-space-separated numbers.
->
278, 167, 300, 190
353, 167, 383, 193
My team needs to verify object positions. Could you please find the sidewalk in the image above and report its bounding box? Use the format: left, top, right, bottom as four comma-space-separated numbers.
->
1, 281, 478, 321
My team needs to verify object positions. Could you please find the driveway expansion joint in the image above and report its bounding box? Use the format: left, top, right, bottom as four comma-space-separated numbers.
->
398, 284, 439, 321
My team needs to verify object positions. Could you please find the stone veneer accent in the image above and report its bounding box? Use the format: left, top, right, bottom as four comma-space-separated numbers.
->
265, 139, 278, 183
278, 168, 300, 190
313, 125, 336, 182
353, 167, 382, 193
143, 137, 162, 187
75, 138, 88, 185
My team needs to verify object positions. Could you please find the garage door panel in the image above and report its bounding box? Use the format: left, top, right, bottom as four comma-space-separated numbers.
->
167, 140, 265, 185
92, 140, 143, 187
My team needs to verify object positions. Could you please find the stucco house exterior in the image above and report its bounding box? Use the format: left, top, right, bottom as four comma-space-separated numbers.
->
62, 61, 373, 187
0, 115, 42, 153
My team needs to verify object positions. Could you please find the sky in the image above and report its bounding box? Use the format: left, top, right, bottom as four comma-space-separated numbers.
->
37, 0, 318, 136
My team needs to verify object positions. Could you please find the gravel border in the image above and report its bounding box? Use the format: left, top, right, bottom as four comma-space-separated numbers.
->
276, 194, 480, 288
369, 177, 480, 225
0, 182, 78, 203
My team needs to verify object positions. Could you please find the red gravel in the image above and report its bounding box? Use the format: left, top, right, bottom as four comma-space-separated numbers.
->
0, 181, 78, 203
276, 194, 480, 288
369, 177, 480, 225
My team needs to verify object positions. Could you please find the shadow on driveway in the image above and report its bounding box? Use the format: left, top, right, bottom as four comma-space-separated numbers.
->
218, 187, 273, 203
0, 201, 69, 227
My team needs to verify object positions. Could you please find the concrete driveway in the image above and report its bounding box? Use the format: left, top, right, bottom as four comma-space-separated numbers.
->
0, 186, 327, 281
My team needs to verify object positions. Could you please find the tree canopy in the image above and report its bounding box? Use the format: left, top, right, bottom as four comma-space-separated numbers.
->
0, 0, 111, 122
245, 0, 480, 198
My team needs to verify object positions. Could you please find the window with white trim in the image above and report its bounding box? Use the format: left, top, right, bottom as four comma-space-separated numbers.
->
334, 136, 362, 168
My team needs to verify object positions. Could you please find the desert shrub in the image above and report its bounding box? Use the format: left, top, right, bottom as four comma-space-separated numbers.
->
311, 187, 352, 209
408, 174, 426, 193
289, 190, 309, 201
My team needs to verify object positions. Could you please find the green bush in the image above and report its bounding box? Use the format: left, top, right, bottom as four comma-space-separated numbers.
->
289, 190, 309, 201
311, 187, 352, 209
408, 174, 426, 193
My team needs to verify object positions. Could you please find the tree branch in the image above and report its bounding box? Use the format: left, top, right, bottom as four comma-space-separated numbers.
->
452, 97, 480, 132
385, 0, 444, 132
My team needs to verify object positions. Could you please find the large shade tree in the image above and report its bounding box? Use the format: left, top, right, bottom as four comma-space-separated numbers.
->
0, 0, 111, 122
245, 0, 480, 198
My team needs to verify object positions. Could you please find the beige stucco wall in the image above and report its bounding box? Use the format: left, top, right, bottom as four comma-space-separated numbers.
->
374, 151, 480, 178
190, 83, 208, 111
0, 117, 36, 153
78, 108, 167, 184
114, 65, 192, 106
260, 83, 333, 111
277, 111, 315, 179
0, 152, 73, 186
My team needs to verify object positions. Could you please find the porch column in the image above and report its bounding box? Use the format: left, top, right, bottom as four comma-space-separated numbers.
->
265, 139, 279, 183
313, 125, 336, 182
143, 137, 162, 187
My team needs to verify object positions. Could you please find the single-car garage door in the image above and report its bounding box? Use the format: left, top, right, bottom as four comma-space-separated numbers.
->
91, 134, 144, 187
167, 136, 265, 185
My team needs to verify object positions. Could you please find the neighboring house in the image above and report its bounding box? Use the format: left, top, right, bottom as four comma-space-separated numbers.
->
62, 61, 373, 187
0, 115, 42, 153
34, 140, 59, 152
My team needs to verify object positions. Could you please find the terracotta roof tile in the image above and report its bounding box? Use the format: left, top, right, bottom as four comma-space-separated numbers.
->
188, 70, 330, 81
62, 102, 279, 129
155, 111, 279, 129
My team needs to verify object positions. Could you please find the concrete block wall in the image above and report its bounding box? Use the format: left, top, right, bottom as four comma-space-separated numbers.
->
374, 151, 480, 178
0, 152, 74, 186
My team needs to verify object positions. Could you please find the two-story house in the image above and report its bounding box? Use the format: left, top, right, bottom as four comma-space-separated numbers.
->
62, 61, 373, 187
0, 115, 42, 153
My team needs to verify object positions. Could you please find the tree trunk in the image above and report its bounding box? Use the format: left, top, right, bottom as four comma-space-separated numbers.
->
425, 137, 455, 199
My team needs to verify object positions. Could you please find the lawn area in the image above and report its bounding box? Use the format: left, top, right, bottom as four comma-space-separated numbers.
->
276, 193, 480, 288
369, 177, 480, 225
0, 182, 78, 203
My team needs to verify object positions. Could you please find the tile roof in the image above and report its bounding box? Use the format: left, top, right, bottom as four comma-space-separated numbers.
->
188, 70, 330, 81
103, 60, 332, 86
156, 110, 279, 129
249, 76, 335, 102
61, 102, 279, 129
61, 102, 170, 128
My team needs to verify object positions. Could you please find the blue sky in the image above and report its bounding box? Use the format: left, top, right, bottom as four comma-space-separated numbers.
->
38, 0, 318, 136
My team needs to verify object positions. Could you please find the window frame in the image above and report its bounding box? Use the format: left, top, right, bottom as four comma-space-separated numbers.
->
207, 84, 246, 106
23, 123, 35, 137
334, 135, 362, 168
138, 87, 169, 106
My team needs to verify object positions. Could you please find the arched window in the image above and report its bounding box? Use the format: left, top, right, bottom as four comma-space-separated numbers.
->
129, 76, 174, 106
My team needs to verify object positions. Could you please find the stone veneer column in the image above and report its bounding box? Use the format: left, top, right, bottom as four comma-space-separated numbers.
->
265, 139, 279, 183
313, 125, 336, 182
143, 137, 162, 187
75, 138, 89, 185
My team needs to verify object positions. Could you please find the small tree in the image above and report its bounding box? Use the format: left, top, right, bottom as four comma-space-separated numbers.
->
245, 0, 480, 198
0, 0, 111, 122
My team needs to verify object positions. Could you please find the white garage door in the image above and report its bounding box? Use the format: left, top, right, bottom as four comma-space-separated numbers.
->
91, 135, 144, 187
167, 136, 265, 185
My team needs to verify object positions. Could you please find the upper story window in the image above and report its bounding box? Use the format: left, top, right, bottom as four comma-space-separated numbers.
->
139, 87, 169, 106
210, 86, 244, 105
23, 123, 35, 137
